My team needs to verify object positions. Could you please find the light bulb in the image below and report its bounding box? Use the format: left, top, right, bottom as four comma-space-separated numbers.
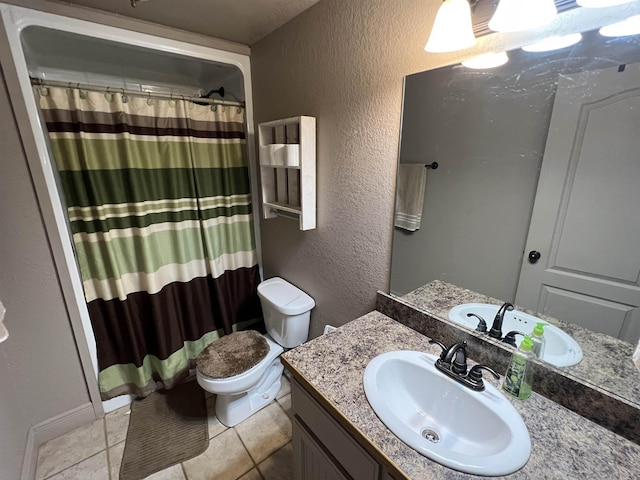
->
599, 15, 640, 36
489, 0, 557, 33
462, 51, 509, 69
522, 33, 582, 52
425, 0, 476, 53
577, 0, 634, 7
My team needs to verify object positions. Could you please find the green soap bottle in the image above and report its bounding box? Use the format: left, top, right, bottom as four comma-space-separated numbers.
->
502, 335, 535, 400
531, 322, 547, 359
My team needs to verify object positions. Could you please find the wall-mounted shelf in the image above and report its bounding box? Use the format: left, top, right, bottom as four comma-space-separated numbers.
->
258, 116, 316, 230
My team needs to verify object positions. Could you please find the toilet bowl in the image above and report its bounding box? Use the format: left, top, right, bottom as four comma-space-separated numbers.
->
195, 277, 315, 427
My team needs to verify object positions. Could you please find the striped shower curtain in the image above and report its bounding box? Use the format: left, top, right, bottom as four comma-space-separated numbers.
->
38, 86, 261, 400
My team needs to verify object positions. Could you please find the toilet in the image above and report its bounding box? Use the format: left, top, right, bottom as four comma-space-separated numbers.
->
196, 277, 315, 427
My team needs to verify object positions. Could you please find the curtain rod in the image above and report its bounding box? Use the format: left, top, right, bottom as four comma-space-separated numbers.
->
29, 77, 245, 108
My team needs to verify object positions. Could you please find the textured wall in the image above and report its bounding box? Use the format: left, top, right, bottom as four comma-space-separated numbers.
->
0, 67, 90, 480
251, 0, 443, 337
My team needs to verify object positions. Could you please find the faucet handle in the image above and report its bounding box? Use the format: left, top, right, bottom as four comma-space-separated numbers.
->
502, 331, 525, 347
466, 313, 487, 333
466, 364, 500, 391
429, 339, 447, 359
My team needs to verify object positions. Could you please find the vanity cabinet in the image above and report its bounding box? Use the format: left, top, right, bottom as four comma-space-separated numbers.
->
291, 379, 397, 480
257, 116, 316, 230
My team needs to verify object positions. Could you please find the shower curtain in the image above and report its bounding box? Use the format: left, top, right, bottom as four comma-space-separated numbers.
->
38, 86, 262, 400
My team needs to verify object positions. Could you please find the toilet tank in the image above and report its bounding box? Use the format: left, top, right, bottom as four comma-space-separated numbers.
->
257, 277, 315, 348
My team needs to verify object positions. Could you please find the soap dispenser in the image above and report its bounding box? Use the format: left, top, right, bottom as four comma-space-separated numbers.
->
502, 335, 535, 400
531, 322, 547, 359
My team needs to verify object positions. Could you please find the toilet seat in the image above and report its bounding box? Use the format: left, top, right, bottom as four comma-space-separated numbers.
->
196, 334, 283, 395
196, 330, 270, 379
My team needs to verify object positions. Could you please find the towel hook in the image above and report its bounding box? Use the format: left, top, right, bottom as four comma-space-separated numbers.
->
425, 162, 439, 170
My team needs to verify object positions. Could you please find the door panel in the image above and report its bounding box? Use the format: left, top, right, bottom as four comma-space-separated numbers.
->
540, 286, 636, 338
516, 64, 640, 343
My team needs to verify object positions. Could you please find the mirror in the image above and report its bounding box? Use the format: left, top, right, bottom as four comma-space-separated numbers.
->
390, 26, 640, 406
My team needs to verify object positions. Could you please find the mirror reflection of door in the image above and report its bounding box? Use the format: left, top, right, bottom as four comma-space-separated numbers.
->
516, 64, 640, 344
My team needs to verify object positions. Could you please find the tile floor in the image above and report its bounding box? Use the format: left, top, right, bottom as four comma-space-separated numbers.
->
35, 376, 293, 480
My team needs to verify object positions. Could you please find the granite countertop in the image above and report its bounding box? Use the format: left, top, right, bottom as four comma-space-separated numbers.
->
282, 311, 640, 480
402, 280, 640, 407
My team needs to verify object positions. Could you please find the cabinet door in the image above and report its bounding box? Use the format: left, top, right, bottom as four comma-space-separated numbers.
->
293, 417, 350, 480
292, 380, 380, 479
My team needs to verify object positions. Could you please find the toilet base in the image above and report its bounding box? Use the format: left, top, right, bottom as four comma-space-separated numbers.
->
215, 358, 284, 427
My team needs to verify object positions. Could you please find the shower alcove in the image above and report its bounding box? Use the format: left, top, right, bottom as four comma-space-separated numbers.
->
1, 3, 260, 420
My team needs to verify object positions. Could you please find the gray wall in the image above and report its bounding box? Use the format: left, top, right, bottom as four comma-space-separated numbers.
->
390, 59, 557, 301
0, 67, 90, 480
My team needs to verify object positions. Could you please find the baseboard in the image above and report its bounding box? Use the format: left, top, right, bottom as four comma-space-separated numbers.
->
102, 394, 133, 414
20, 403, 97, 480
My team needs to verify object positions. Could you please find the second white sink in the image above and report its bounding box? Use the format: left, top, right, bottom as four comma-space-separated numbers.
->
448, 303, 583, 367
363, 350, 531, 476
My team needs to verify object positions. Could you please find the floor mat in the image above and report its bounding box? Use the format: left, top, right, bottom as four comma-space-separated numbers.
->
119, 380, 209, 480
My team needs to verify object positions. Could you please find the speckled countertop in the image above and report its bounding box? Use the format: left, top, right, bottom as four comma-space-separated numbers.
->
282, 311, 640, 480
402, 280, 640, 407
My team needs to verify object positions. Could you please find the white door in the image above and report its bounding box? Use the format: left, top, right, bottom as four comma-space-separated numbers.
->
515, 64, 640, 344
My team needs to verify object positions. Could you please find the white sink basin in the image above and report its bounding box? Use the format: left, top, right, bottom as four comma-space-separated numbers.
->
448, 303, 583, 367
363, 350, 531, 476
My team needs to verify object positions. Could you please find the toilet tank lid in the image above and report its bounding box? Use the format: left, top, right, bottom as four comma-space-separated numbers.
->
258, 277, 315, 315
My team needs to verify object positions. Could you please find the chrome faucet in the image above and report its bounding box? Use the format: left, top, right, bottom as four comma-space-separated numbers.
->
488, 302, 514, 339
429, 340, 499, 391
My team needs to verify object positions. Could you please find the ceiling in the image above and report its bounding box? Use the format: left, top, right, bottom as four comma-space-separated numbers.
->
59, 0, 322, 45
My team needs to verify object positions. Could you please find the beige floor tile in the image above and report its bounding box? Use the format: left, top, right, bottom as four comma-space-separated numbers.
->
206, 396, 228, 439
143, 465, 186, 480
182, 429, 253, 480
105, 405, 131, 446
276, 375, 290, 400
277, 394, 291, 418
234, 401, 292, 464
257, 443, 292, 480
35, 419, 106, 480
45, 451, 109, 480
107, 441, 125, 479
237, 468, 263, 480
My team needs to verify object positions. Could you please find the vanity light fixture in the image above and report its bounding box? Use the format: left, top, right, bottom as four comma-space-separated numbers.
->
425, 0, 476, 53
461, 51, 509, 69
488, 0, 558, 32
599, 14, 640, 36
577, 0, 634, 7
522, 33, 582, 52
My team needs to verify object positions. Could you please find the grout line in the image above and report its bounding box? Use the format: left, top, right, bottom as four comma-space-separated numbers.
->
103, 417, 113, 480
41, 418, 108, 480
180, 461, 189, 479
253, 466, 266, 480
232, 427, 259, 467
42, 450, 107, 480
255, 442, 291, 480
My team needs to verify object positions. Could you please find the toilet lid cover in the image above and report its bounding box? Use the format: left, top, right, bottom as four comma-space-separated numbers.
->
196, 330, 269, 379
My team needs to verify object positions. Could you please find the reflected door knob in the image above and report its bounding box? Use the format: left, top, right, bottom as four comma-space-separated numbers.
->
528, 250, 541, 263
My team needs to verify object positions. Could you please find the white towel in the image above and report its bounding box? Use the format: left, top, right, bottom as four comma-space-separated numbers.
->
394, 164, 427, 231
634, 338, 640, 371
0, 300, 7, 344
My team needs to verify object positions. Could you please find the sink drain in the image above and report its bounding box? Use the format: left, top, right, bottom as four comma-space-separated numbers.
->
421, 428, 440, 443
